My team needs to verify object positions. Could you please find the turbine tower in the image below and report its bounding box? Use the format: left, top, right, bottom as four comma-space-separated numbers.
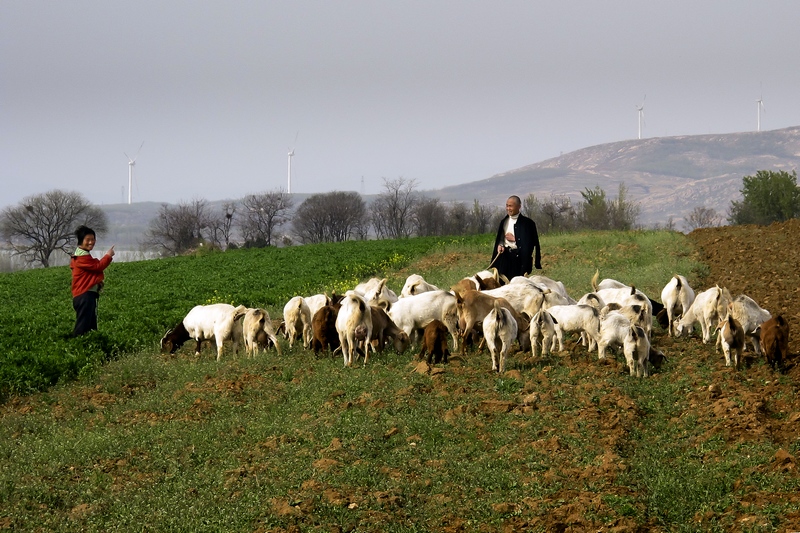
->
635, 95, 646, 140
124, 142, 144, 205
287, 131, 298, 194
757, 96, 765, 132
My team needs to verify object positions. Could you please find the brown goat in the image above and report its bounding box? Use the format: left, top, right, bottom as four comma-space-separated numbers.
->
455, 290, 530, 354
760, 315, 790, 369
311, 301, 342, 356
369, 306, 410, 354
418, 319, 450, 364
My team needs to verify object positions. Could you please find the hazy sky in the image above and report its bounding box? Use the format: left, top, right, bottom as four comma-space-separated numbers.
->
3, 1, 799, 209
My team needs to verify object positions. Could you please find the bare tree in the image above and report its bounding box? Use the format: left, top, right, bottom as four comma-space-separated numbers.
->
240, 191, 293, 247
443, 202, 470, 235
467, 199, 496, 234
539, 196, 577, 234
143, 199, 210, 256
371, 177, 419, 239
0, 189, 108, 268
292, 191, 368, 244
207, 202, 237, 249
413, 197, 447, 236
684, 206, 721, 232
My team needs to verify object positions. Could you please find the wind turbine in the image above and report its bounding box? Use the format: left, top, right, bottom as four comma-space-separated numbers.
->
287, 131, 298, 194
124, 142, 144, 205
635, 95, 646, 140
757, 95, 766, 132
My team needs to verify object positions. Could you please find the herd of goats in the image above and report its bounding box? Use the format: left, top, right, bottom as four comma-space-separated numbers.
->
159, 268, 790, 377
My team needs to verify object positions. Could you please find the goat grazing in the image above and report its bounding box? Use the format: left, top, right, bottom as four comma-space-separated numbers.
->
161, 303, 248, 361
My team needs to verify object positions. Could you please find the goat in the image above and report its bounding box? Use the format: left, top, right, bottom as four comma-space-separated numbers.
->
483, 300, 518, 373
243, 307, 281, 357
400, 274, 440, 298
726, 294, 771, 355
354, 277, 398, 311
592, 270, 664, 320
760, 315, 790, 369
388, 290, 460, 351
660, 275, 696, 336
530, 309, 557, 359
336, 291, 373, 366
282, 296, 312, 349
546, 304, 601, 353
311, 299, 342, 356
160, 303, 248, 361
717, 313, 746, 370
369, 305, 411, 354
519, 275, 577, 306
454, 290, 530, 354
674, 285, 732, 343
417, 319, 450, 365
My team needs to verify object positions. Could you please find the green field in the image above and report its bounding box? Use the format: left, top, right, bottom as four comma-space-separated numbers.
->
1, 231, 798, 531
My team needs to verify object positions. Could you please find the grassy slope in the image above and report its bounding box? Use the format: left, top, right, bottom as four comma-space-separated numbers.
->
1, 231, 798, 532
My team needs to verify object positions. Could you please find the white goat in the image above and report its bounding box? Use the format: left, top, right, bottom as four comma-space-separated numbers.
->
335, 291, 373, 367
161, 303, 248, 361
483, 300, 518, 373
675, 286, 732, 343
243, 307, 281, 357
304, 293, 331, 320
283, 296, 312, 349
597, 309, 651, 377
388, 290, 460, 351
660, 275, 696, 336
546, 304, 601, 353
482, 283, 546, 319
530, 309, 556, 358
519, 275, 577, 306
354, 277, 399, 310
399, 274, 440, 298
724, 294, 771, 355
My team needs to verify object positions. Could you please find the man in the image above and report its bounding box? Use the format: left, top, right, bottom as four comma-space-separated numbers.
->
490, 195, 541, 280
70, 225, 115, 336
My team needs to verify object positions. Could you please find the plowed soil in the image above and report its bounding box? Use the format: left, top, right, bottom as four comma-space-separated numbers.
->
689, 218, 800, 357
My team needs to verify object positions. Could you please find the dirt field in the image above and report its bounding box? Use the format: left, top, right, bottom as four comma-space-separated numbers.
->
689, 218, 800, 357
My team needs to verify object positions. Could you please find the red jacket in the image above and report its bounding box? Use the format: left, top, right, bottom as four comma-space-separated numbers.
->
70, 249, 113, 298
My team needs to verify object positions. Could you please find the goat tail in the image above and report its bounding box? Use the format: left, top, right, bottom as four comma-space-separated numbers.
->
591, 269, 600, 291
493, 300, 506, 325
727, 313, 738, 334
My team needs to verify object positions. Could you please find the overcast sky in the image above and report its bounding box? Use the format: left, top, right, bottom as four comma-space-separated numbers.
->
3, 1, 799, 209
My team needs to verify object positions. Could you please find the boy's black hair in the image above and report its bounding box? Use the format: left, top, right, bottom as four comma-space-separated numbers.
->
75, 225, 96, 243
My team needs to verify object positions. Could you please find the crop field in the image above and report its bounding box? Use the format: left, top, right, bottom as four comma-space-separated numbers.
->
0, 225, 798, 532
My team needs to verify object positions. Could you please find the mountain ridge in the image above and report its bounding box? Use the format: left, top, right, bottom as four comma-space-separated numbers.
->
431, 126, 800, 225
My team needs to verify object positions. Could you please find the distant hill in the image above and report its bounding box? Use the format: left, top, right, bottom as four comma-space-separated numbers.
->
100, 126, 800, 246
430, 126, 800, 226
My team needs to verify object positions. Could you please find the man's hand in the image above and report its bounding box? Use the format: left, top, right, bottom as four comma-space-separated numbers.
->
504, 232, 516, 243
107, 245, 116, 257
497, 244, 504, 254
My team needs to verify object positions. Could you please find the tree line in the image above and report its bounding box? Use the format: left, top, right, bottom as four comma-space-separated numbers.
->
3, 170, 799, 268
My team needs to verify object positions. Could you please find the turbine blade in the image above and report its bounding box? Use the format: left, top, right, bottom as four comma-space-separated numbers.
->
132, 141, 144, 162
